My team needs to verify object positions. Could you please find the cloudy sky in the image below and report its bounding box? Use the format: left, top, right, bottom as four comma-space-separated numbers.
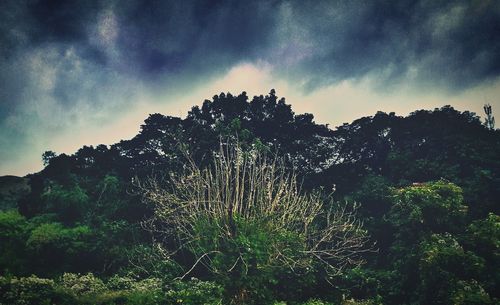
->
1, 0, 499, 176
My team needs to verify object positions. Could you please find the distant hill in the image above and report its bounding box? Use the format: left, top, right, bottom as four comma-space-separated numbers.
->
0, 175, 29, 210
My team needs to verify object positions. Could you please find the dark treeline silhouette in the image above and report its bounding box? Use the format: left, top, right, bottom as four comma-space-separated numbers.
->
1, 91, 499, 305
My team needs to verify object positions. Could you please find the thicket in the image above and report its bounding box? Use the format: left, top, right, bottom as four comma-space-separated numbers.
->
140, 144, 371, 304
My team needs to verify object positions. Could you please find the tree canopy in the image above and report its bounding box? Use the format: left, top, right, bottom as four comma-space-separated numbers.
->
0, 91, 498, 305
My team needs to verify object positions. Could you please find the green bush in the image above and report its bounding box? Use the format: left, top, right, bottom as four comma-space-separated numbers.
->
272, 299, 348, 305
77, 290, 165, 305
60, 272, 107, 296
0, 274, 167, 305
192, 216, 307, 304
0, 210, 29, 274
301, 300, 332, 305
165, 278, 223, 305
106, 275, 162, 292
123, 244, 182, 281
342, 299, 380, 305
450, 279, 492, 305
144, 145, 370, 304
0, 275, 73, 305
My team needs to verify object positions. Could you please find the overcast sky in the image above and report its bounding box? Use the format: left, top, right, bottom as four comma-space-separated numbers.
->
1, 0, 499, 176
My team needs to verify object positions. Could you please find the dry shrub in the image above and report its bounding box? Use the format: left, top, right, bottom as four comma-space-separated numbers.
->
140, 142, 371, 302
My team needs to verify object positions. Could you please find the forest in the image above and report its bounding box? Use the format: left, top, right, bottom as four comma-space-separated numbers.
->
0, 90, 498, 305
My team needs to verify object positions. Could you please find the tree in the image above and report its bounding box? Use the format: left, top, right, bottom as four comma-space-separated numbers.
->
42, 151, 57, 166
373, 181, 493, 305
418, 233, 490, 305
388, 180, 467, 240
483, 104, 495, 130
141, 142, 371, 304
0, 210, 30, 275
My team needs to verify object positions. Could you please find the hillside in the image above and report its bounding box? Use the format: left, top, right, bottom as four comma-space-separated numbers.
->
1, 91, 499, 305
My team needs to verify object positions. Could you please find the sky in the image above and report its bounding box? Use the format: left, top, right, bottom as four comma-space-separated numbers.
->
1, 0, 499, 176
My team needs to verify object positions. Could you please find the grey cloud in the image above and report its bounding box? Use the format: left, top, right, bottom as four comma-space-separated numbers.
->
3, 0, 498, 104
272, 0, 500, 92
1, 0, 499, 175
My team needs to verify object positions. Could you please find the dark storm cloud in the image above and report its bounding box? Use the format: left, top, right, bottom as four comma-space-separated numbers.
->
1, 0, 500, 174
2, 0, 499, 107
0, 0, 281, 173
272, 0, 500, 91
113, 0, 279, 77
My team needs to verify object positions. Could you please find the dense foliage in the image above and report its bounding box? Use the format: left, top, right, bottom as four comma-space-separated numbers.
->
0, 91, 498, 304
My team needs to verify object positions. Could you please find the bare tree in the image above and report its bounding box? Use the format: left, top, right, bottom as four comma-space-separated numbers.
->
140, 142, 371, 283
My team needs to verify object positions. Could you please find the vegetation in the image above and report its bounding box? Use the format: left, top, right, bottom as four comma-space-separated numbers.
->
0, 90, 498, 304
141, 144, 371, 304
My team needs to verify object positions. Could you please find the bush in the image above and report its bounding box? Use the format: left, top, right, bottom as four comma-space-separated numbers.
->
60, 273, 106, 296
301, 300, 332, 305
342, 299, 380, 305
450, 280, 492, 305
0, 275, 73, 305
123, 244, 182, 281
77, 290, 165, 305
272, 300, 342, 305
106, 275, 162, 292
0, 210, 29, 275
0, 274, 167, 305
165, 278, 223, 305
142, 143, 370, 304
63, 274, 165, 305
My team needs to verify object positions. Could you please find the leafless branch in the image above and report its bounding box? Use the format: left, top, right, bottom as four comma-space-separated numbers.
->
140, 141, 372, 279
